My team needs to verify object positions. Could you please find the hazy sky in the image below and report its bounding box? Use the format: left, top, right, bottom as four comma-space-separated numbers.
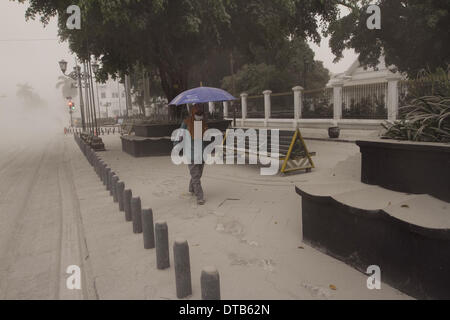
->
0, 1, 357, 107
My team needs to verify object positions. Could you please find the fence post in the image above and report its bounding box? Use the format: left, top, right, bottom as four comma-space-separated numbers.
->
387, 75, 402, 121
292, 86, 303, 128
240, 93, 248, 126
332, 82, 344, 120
223, 101, 229, 118
263, 90, 272, 127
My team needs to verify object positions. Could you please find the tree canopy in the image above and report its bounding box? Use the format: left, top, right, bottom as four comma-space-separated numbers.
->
222, 37, 330, 95
17, 0, 341, 101
327, 0, 450, 77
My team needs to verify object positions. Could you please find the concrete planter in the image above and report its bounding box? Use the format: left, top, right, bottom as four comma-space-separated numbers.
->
357, 140, 450, 202
134, 120, 232, 138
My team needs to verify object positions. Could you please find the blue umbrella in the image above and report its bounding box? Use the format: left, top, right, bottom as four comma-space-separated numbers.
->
169, 87, 236, 106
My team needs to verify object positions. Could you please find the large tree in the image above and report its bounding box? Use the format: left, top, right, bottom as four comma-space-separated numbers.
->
16, 83, 47, 108
327, 0, 450, 77
222, 37, 330, 95
17, 0, 341, 101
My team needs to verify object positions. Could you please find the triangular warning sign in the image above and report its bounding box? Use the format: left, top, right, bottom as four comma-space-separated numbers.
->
280, 129, 315, 174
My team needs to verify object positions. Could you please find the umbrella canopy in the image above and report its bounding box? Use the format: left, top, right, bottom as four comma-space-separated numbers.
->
169, 87, 236, 106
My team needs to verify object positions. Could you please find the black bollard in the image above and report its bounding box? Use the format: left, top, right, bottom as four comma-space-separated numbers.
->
117, 181, 125, 212
106, 169, 111, 190
174, 240, 192, 299
109, 172, 116, 195
201, 267, 221, 300
131, 197, 143, 234
101, 164, 107, 184
142, 209, 155, 249
123, 189, 133, 222
155, 222, 170, 270
98, 161, 104, 179
112, 176, 119, 202
105, 168, 111, 188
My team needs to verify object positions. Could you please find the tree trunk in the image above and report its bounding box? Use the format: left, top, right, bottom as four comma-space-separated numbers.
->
158, 63, 189, 122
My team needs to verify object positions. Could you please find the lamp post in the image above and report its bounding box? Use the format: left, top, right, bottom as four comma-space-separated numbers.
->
59, 58, 105, 151
59, 59, 87, 132
91, 62, 102, 121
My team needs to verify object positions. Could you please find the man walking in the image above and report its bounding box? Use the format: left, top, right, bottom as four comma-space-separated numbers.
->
179, 104, 208, 205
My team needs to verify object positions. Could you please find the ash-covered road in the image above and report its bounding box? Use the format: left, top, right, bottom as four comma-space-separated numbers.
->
0, 133, 92, 299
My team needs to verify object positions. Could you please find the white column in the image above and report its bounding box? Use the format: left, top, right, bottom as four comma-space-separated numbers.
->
332, 82, 344, 120
208, 102, 214, 114
263, 90, 272, 126
223, 101, 229, 118
240, 93, 248, 126
387, 75, 402, 121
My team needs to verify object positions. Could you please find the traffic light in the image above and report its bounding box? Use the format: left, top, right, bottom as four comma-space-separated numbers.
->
68, 101, 75, 111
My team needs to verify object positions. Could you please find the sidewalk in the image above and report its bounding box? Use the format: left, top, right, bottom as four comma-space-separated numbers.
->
67, 134, 410, 300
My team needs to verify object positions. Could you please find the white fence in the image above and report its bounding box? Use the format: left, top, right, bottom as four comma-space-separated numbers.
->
223, 76, 404, 129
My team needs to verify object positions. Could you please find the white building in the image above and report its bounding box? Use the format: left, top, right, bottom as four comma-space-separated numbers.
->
97, 78, 126, 118
327, 56, 404, 87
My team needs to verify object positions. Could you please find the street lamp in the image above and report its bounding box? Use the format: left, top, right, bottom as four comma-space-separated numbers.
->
59, 58, 105, 151
59, 59, 68, 74
91, 61, 102, 121
59, 59, 87, 132
91, 62, 99, 74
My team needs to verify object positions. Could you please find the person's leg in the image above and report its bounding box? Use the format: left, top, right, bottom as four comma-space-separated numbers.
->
188, 165, 194, 194
189, 164, 204, 203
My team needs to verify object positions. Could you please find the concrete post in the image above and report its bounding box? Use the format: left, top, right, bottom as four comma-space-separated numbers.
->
102, 164, 108, 185
263, 90, 272, 126
332, 82, 344, 120
109, 172, 116, 196
174, 240, 192, 299
387, 75, 402, 121
155, 222, 170, 270
117, 181, 125, 212
131, 197, 143, 234
112, 176, 119, 203
223, 101, 229, 118
201, 266, 221, 300
123, 189, 133, 222
292, 86, 304, 128
240, 93, 248, 126
142, 209, 155, 249
208, 102, 214, 115
105, 168, 111, 188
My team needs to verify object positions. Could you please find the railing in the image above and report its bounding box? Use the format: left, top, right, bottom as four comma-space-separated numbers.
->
246, 95, 265, 119
342, 83, 388, 120
302, 88, 333, 119
271, 92, 294, 119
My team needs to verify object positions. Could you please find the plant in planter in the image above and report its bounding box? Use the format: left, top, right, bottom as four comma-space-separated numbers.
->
328, 120, 340, 139
382, 95, 450, 142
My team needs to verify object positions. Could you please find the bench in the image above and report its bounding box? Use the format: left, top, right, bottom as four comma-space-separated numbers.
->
222, 128, 316, 174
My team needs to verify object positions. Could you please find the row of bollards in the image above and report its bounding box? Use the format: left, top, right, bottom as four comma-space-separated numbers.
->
73, 132, 221, 300
66, 127, 123, 136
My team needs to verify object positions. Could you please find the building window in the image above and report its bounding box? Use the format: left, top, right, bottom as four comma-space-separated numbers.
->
101, 92, 106, 99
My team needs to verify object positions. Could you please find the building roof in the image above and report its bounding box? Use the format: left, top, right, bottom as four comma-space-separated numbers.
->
327, 56, 404, 87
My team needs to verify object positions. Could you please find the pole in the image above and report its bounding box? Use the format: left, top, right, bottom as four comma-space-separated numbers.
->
69, 110, 73, 127
76, 60, 86, 132
88, 60, 99, 135
125, 74, 132, 117
96, 77, 101, 120
230, 50, 237, 127
117, 81, 122, 117
83, 62, 92, 134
